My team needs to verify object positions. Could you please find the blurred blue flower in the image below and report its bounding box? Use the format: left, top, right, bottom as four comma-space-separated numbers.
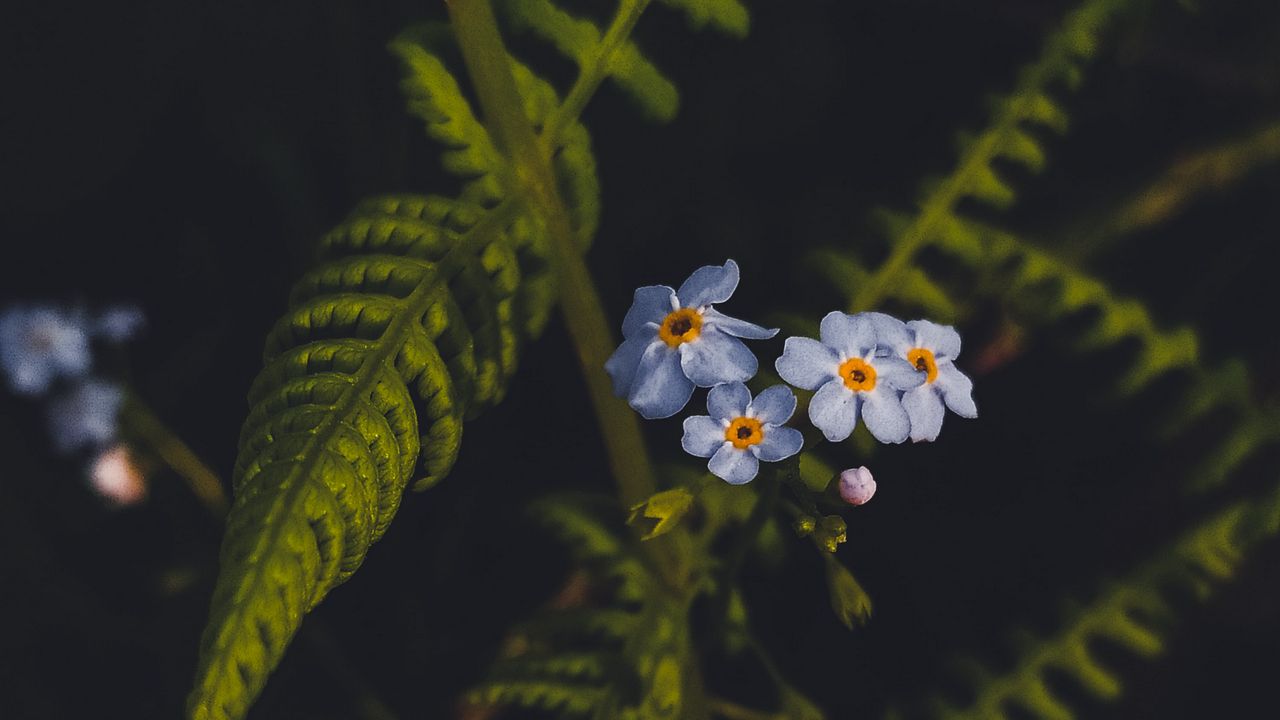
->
681, 382, 803, 484
877, 318, 978, 442
95, 305, 146, 342
605, 259, 777, 419
775, 311, 923, 444
0, 305, 92, 395
45, 379, 125, 453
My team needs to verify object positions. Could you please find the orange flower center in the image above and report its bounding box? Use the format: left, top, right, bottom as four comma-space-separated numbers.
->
724, 416, 764, 450
838, 357, 877, 392
907, 347, 938, 383
658, 307, 703, 347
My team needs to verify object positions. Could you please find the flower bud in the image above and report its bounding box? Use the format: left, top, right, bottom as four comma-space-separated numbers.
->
793, 516, 816, 537
838, 466, 876, 506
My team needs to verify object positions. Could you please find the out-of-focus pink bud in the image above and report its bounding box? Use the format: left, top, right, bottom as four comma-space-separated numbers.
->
838, 466, 876, 506
89, 444, 147, 507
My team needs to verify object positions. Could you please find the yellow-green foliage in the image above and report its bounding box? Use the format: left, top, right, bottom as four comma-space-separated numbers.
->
469, 496, 691, 720
811, 0, 1280, 491
919, 481, 1280, 720
186, 1, 747, 718
796, 0, 1280, 716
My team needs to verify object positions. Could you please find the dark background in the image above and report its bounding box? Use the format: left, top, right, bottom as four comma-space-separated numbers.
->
2, 0, 1279, 718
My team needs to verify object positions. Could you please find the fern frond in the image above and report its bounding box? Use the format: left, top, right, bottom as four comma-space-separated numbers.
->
471, 495, 692, 719
841, 0, 1130, 313
189, 195, 550, 720
188, 1, 741, 716
499, 0, 749, 122
919, 482, 1280, 720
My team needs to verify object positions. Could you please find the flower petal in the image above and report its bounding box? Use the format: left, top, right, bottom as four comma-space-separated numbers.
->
622, 285, 676, 339
936, 362, 978, 418
861, 387, 911, 444
680, 328, 757, 387
628, 343, 695, 419
862, 311, 912, 354
907, 319, 962, 359
753, 425, 803, 461
709, 443, 760, 485
819, 311, 876, 359
677, 259, 740, 308
808, 378, 860, 442
682, 415, 727, 458
775, 336, 839, 390
701, 307, 777, 340
875, 355, 926, 391
749, 384, 796, 425
707, 381, 751, 421
604, 334, 653, 397
902, 385, 945, 442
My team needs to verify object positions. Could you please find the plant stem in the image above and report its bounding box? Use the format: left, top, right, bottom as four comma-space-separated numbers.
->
121, 394, 228, 518
543, 0, 652, 148
447, 0, 657, 511
712, 459, 788, 625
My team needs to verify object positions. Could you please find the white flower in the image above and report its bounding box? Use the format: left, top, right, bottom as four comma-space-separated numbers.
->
605, 260, 777, 419
874, 317, 978, 442
681, 382, 804, 484
0, 305, 92, 395
774, 311, 923, 443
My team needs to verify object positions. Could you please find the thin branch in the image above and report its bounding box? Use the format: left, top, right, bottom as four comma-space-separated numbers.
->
121, 394, 228, 518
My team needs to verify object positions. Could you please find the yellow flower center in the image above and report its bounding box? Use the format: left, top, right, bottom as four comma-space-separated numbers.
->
907, 347, 938, 383
724, 416, 764, 450
658, 307, 703, 347
838, 357, 876, 392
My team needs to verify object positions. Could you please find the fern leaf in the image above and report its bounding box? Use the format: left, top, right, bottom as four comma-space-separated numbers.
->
188, 196, 550, 720
656, 0, 750, 36
923, 485, 1280, 720
472, 495, 693, 719
189, 0, 746, 716
838, 0, 1130, 313
501, 0, 679, 121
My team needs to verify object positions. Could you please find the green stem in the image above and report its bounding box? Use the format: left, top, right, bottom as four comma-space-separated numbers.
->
447, 0, 656, 509
712, 459, 788, 624
542, 0, 652, 148
121, 394, 228, 518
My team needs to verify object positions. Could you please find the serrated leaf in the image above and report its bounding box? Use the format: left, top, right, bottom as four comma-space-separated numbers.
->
825, 555, 872, 629
628, 487, 695, 540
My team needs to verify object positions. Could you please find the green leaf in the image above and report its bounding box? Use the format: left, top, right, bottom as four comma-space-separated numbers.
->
628, 487, 696, 540
187, 0, 751, 716
921, 484, 1280, 720
825, 554, 873, 629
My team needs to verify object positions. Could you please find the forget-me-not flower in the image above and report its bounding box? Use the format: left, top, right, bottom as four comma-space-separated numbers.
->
681, 382, 804, 484
0, 305, 92, 395
605, 259, 777, 419
775, 311, 923, 443
45, 378, 125, 453
873, 317, 977, 442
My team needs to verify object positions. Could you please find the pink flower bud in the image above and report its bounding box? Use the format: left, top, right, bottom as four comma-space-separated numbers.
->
838, 466, 876, 506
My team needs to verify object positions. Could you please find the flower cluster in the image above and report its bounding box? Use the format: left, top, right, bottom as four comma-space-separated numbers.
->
606, 260, 978, 486
0, 304, 144, 456
607, 260, 799, 483
776, 311, 976, 444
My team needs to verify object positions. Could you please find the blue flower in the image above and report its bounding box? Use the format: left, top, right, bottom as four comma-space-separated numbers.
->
0, 305, 92, 395
774, 311, 924, 444
605, 260, 778, 419
95, 305, 146, 342
874, 317, 978, 442
45, 379, 125, 453
681, 382, 804, 484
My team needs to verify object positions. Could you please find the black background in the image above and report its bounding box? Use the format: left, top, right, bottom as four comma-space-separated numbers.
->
2, 0, 1279, 718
